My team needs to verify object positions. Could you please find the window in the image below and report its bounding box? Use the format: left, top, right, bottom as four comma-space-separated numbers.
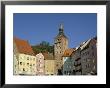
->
85, 65, 87, 68
40, 64, 42, 67
20, 62, 22, 65
92, 52, 94, 56
93, 65, 96, 69
69, 66, 71, 68
91, 46, 94, 50
56, 64, 58, 67
67, 71, 69, 75
37, 69, 39, 71
88, 52, 89, 55
83, 59, 86, 62
23, 68, 25, 71
69, 71, 71, 74
27, 63, 29, 65
88, 58, 90, 62
93, 59, 95, 63
86, 58, 88, 62
88, 64, 91, 67
27, 57, 29, 60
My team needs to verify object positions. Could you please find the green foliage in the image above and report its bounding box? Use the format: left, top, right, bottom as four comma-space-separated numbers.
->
32, 41, 54, 54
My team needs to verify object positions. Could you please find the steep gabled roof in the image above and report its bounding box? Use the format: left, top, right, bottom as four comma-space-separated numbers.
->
63, 48, 75, 57
14, 37, 35, 55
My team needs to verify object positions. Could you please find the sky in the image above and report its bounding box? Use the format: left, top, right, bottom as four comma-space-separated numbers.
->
14, 13, 97, 48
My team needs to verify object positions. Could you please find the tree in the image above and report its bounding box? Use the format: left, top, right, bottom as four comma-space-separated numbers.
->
31, 41, 54, 54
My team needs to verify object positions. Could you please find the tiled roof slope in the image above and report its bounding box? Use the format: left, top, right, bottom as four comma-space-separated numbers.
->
63, 48, 75, 57
14, 37, 35, 55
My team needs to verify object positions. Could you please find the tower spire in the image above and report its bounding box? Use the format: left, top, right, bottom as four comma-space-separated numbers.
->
59, 23, 64, 35
60, 23, 64, 29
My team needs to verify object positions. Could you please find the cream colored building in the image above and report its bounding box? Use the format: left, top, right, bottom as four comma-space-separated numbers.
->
13, 37, 36, 75
13, 40, 19, 75
44, 53, 55, 75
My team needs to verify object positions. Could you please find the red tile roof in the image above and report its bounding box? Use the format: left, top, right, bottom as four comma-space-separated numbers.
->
14, 37, 35, 55
63, 48, 75, 57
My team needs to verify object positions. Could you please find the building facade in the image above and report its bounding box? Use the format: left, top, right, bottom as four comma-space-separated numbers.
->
80, 38, 97, 75
54, 24, 68, 74
44, 53, 55, 75
36, 53, 45, 75
71, 47, 82, 75
13, 37, 36, 75
13, 41, 19, 75
62, 48, 75, 75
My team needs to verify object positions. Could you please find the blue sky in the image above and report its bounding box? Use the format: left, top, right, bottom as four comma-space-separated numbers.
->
14, 13, 97, 48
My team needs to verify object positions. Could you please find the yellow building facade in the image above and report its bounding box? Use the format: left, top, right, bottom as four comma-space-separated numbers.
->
13, 37, 37, 75
18, 54, 36, 75
43, 53, 55, 75
45, 60, 55, 75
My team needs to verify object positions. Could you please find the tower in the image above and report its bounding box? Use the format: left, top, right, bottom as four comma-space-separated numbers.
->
54, 24, 68, 74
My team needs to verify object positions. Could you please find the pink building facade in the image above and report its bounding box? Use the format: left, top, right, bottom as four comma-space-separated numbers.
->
36, 53, 45, 75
